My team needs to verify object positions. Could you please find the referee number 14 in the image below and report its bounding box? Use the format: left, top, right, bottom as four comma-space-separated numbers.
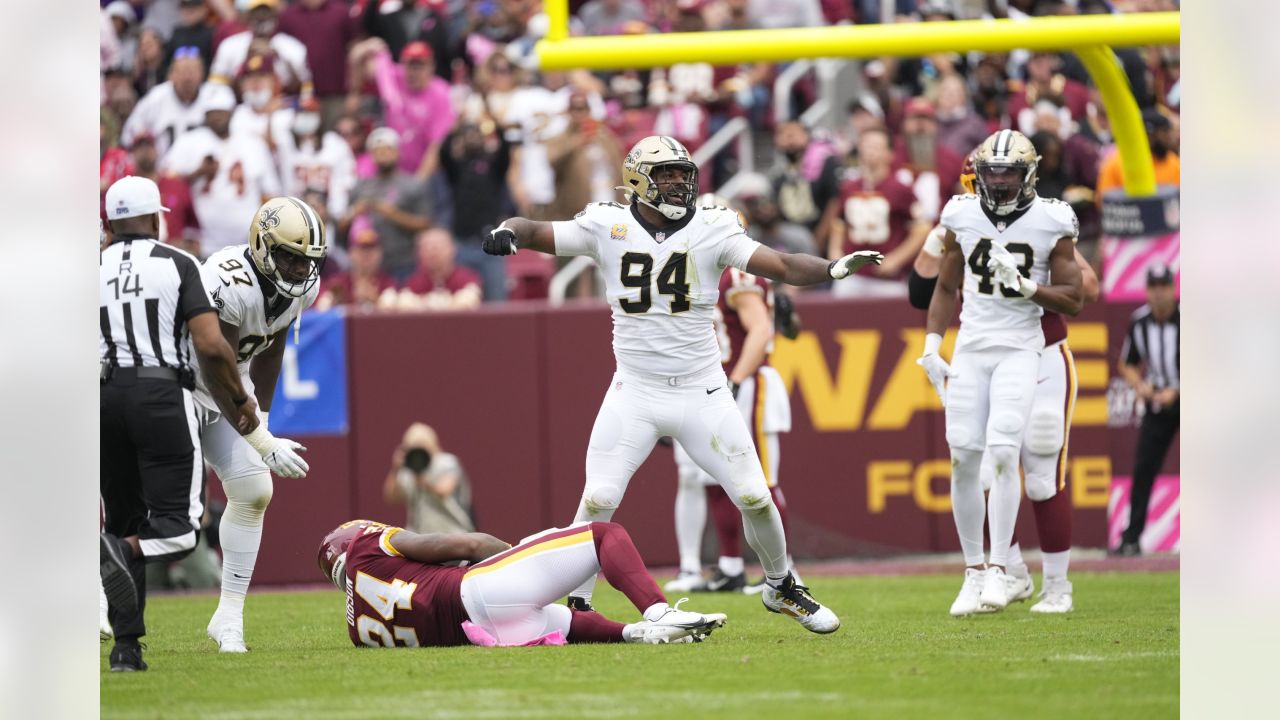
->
107, 273, 143, 299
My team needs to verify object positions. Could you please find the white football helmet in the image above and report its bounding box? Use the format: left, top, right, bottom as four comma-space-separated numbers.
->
248, 196, 327, 297
973, 130, 1039, 215
620, 136, 699, 220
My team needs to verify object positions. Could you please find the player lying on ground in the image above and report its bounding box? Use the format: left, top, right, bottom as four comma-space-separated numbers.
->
482, 135, 882, 634
318, 519, 728, 646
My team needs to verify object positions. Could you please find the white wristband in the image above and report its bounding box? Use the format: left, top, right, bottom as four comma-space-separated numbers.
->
1018, 278, 1038, 298
258, 410, 269, 432
244, 424, 275, 455
923, 333, 943, 357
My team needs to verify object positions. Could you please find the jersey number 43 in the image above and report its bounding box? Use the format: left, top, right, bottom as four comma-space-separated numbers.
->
967, 239, 1033, 298
619, 251, 691, 314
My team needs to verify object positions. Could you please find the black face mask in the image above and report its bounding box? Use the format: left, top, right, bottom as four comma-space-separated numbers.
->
783, 148, 804, 163
404, 448, 432, 473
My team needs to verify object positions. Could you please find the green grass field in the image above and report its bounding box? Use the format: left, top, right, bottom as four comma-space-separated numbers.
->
101, 571, 1178, 720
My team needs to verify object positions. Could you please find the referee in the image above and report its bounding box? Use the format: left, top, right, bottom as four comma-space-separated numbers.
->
100, 176, 258, 672
1113, 263, 1180, 557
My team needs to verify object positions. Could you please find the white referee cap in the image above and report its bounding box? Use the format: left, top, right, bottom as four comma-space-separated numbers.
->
105, 176, 171, 220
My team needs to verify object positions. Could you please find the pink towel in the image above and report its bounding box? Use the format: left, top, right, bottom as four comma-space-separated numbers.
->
461, 621, 567, 647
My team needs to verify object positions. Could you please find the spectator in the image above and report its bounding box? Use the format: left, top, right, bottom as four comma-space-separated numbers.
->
770, 120, 842, 236
400, 229, 484, 311
344, 127, 435, 280
933, 74, 989, 159
368, 38, 457, 178
279, 99, 356, 221
100, 109, 133, 195
1006, 52, 1090, 132
1113, 264, 1180, 557
824, 127, 930, 298
316, 216, 398, 311
133, 28, 170, 99
837, 95, 887, 158
167, 0, 216, 77
438, 120, 513, 302
383, 423, 475, 535
104, 2, 139, 73
578, 0, 651, 36
103, 69, 140, 129
891, 97, 965, 214
1095, 108, 1180, 200
129, 132, 202, 257
161, 84, 281, 255
455, 50, 521, 129
970, 52, 1010, 132
746, 0, 824, 28
861, 59, 907, 134
502, 63, 566, 219
122, 50, 219, 159
740, 189, 819, 257
209, 0, 312, 98
546, 93, 625, 221
229, 52, 292, 155
280, 0, 361, 132
360, 0, 454, 82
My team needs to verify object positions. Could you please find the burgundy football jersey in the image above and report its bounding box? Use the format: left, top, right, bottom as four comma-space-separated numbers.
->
344, 524, 470, 648
837, 176, 918, 278
717, 268, 773, 369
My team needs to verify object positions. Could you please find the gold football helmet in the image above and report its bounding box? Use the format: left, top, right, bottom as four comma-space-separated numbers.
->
973, 130, 1039, 215
620, 135, 699, 220
248, 196, 327, 297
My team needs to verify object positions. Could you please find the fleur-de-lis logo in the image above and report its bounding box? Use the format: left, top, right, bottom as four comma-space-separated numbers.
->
258, 204, 283, 233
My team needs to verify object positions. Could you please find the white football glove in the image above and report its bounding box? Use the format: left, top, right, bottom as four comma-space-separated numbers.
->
986, 244, 1037, 298
244, 424, 310, 478
916, 333, 956, 406
828, 250, 884, 280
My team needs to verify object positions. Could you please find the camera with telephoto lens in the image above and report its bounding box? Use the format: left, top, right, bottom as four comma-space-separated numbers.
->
403, 447, 432, 473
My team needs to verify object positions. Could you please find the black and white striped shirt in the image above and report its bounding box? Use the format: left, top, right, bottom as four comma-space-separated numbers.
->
1121, 303, 1180, 390
99, 236, 214, 370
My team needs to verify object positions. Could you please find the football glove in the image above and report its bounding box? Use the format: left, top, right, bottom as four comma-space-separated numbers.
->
828, 250, 884, 280
773, 290, 801, 340
244, 425, 310, 478
484, 225, 519, 256
987, 244, 1037, 298
916, 333, 956, 407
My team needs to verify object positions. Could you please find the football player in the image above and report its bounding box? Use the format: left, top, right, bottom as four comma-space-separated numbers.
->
908, 153, 1099, 614
483, 135, 886, 634
666, 196, 798, 594
193, 196, 326, 651
917, 130, 1086, 616
318, 519, 727, 647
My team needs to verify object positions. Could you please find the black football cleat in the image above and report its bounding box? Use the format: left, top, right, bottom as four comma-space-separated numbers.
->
109, 641, 148, 673
100, 533, 138, 616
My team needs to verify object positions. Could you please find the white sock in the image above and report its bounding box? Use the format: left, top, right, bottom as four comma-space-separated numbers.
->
643, 602, 670, 621
216, 473, 273, 618
1042, 550, 1071, 580
949, 448, 986, 567
986, 445, 1021, 568
718, 556, 744, 576
674, 477, 707, 575
740, 501, 789, 580
1007, 542, 1028, 574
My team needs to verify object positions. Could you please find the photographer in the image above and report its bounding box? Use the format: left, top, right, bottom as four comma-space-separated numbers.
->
383, 423, 475, 534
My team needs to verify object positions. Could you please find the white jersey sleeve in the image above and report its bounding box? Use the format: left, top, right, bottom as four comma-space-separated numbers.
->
204, 249, 252, 327
940, 193, 975, 234
552, 203, 611, 260
704, 205, 762, 272
1040, 197, 1080, 242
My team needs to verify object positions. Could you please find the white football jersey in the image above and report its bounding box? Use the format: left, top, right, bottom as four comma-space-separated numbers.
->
278, 131, 356, 219
121, 81, 225, 159
941, 194, 1078, 353
189, 245, 319, 413
162, 128, 282, 256
553, 202, 762, 376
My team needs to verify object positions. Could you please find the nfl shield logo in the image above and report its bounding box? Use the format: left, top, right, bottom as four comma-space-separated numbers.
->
615, 381, 623, 391
654, 232, 666, 244
995, 221, 1007, 233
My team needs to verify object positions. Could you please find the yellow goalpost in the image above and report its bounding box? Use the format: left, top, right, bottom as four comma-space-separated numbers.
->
533, 6, 1180, 197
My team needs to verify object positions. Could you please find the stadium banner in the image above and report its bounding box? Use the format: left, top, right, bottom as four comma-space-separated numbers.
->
251, 297, 1176, 585
269, 308, 349, 435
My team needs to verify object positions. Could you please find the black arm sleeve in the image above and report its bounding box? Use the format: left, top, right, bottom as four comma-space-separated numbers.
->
907, 268, 938, 310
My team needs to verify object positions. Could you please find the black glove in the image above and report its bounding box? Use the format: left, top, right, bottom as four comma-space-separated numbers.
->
729, 381, 740, 399
773, 290, 802, 340
483, 225, 518, 256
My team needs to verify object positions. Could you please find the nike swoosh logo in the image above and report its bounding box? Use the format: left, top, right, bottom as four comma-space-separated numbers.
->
706, 388, 721, 395
1037, 378, 1049, 384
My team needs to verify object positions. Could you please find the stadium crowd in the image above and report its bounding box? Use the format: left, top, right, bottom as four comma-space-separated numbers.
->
99, 0, 1181, 306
